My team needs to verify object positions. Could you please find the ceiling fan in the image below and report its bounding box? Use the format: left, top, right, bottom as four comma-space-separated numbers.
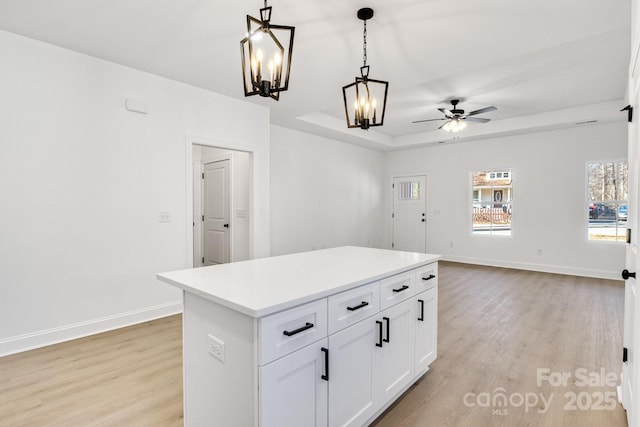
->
413, 99, 497, 132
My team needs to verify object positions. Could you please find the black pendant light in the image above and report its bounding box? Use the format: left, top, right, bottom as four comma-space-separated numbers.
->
240, 1, 295, 101
342, 8, 389, 130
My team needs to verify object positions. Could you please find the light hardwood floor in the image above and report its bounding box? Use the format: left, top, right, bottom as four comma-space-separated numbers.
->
0, 262, 627, 426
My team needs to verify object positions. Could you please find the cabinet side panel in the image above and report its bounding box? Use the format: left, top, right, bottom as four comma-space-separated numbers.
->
183, 292, 257, 426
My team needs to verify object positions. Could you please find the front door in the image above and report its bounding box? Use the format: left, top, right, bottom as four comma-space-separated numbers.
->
203, 159, 230, 265
392, 175, 427, 253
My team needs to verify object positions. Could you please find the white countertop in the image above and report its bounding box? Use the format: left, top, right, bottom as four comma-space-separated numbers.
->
157, 246, 440, 318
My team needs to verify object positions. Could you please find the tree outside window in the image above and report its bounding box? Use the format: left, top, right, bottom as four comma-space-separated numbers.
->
472, 169, 513, 236
587, 161, 628, 242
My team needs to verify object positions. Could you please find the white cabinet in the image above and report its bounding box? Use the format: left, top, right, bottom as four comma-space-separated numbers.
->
260, 339, 329, 427
414, 286, 437, 375
374, 298, 415, 407
328, 318, 377, 426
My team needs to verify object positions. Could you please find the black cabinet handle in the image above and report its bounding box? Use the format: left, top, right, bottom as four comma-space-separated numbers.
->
418, 299, 424, 321
223, 223, 229, 228
376, 320, 383, 347
622, 269, 636, 280
283, 322, 314, 337
422, 274, 436, 281
383, 317, 390, 343
347, 301, 369, 311
321, 347, 329, 381
392, 285, 409, 293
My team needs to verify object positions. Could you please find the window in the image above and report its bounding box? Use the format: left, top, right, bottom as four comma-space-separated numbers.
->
398, 180, 420, 200
587, 161, 628, 242
472, 169, 513, 236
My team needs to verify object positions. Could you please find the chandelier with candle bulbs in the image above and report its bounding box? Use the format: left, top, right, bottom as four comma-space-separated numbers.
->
342, 8, 389, 130
240, 0, 295, 101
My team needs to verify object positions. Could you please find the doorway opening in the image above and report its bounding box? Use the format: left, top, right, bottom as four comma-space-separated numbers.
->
190, 143, 251, 267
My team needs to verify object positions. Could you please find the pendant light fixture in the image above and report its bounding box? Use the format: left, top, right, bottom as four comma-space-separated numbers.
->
240, 0, 295, 101
342, 8, 389, 130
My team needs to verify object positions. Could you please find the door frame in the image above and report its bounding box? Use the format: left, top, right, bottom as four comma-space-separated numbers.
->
389, 173, 429, 253
186, 135, 255, 268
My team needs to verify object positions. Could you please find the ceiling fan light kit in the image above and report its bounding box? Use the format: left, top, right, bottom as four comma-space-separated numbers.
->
240, 0, 295, 101
442, 118, 467, 132
341, 7, 389, 130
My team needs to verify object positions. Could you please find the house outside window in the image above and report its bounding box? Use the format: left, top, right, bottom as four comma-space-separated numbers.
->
587, 161, 628, 242
472, 169, 513, 236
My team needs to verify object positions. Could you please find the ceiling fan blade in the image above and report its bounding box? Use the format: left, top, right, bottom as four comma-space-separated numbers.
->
464, 117, 490, 123
438, 108, 454, 118
466, 106, 497, 116
438, 121, 448, 130
412, 118, 446, 123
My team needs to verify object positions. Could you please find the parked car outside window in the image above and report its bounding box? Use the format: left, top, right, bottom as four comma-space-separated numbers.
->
618, 204, 628, 221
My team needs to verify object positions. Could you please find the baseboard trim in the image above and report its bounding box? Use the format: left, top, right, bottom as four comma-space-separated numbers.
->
441, 255, 621, 281
0, 301, 183, 357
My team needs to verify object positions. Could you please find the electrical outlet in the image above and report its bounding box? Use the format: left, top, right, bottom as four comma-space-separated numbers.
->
208, 334, 225, 362
159, 211, 171, 223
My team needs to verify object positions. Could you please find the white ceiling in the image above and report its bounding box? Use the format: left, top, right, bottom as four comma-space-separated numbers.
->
0, 0, 631, 150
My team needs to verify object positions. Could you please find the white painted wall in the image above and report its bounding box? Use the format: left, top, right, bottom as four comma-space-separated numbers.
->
192, 145, 250, 264
0, 31, 270, 355
385, 121, 627, 279
270, 125, 384, 256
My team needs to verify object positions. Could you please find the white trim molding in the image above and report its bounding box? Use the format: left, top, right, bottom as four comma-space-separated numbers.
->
0, 301, 183, 357
442, 255, 621, 281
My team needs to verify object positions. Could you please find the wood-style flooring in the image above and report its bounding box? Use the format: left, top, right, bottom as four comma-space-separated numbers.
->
0, 262, 627, 426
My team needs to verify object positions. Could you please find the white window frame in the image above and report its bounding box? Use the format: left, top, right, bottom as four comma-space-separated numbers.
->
470, 168, 513, 237
585, 159, 628, 243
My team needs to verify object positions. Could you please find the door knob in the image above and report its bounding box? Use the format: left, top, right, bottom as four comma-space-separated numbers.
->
223, 224, 229, 228
622, 269, 636, 280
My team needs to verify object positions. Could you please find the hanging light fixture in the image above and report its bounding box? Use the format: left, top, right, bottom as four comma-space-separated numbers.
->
442, 118, 468, 132
342, 8, 389, 130
240, 0, 295, 101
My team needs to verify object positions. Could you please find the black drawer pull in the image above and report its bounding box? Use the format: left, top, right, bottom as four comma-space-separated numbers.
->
422, 274, 436, 281
383, 317, 390, 343
283, 322, 314, 337
321, 347, 329, 381
347, 301, 369, 311
418, 299, 424, 321
376, 320, 383, 347
392, 285, 409, 293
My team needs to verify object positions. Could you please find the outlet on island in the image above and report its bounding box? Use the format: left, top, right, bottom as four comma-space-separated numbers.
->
208, 334, 225, 362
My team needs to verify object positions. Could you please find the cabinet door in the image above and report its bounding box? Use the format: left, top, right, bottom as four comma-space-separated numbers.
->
415, 287, 437, 375
374, 298, 415, 406
260, 338, 328, 427
328, 319, 377, 427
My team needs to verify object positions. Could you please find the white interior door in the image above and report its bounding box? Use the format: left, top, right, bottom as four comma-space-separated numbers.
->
203, 159, 230, 265
392, 175, 427, 253
622, 32, 640, 425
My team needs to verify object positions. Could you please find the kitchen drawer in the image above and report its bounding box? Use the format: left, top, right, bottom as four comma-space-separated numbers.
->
259, 299, 328, 365
414, 263, 438, 293
380, 270, 415, 310
328, 281, 380, 334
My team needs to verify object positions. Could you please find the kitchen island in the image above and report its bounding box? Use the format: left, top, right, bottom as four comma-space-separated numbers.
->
158, 246, 440, 427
